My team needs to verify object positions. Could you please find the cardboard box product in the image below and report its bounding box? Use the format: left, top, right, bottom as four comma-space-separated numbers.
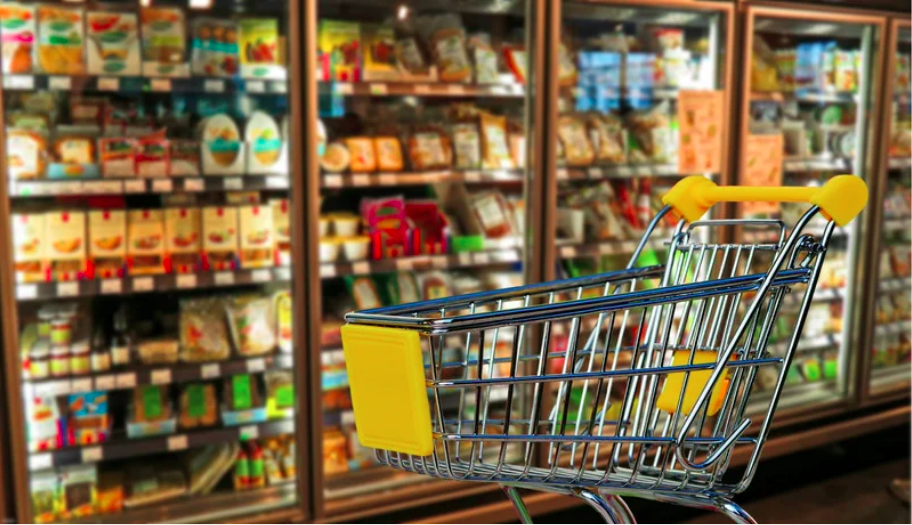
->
190, 18, 239, 77
318, 20, 360, 82
238, 18, 283, 79
199, 114, 244, 175
127, 209, 166, 275
12, 212, 46, 282
47, 210, 87, 281
99, 137, 136, 178
37, 5, 84, 74
270, 199, 290, 266
202, 206, 239, 271
140, 7, 188, 77
239, 204, 275, 269
86, 11, 141, 76
135, 137, 169, 178
0, 3, 37, 74
169, 140, 200, 177
164, 207, 201, 273
360, 196, 414, 259
88, 209, 126, 279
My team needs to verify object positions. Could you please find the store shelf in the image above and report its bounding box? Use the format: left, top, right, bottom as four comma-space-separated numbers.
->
28, 417, 295, 471
558, 238, 665, 259
8, 176, 290, 198
883, 217, 910, 234
15, 266, 292, 302
320, 249, 522, 279
26, 354, 294, 397
565, 86, 681, 100
321, 169, 524, 188
880, 276, 911, 292
783, 156, 852, 173
874, 319, 912, 336
888, 157, 912, 170
750, 90, 859, 103
319, 81, 524, 98
1, 74, 287, 95
767, 333, 840, 356
556, 164, 694, 181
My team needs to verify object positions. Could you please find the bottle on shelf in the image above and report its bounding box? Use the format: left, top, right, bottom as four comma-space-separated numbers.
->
91, 328, 112, 373
111, 309, 132, 368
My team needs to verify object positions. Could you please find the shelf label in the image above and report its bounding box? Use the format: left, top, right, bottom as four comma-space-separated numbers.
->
100, 279, 122, 294
457, 253, 472, 266
71, 378, 92, 393
556, 168, 569, 180
251, 269, 271, 283
246, 80, 266, 93
464, 171, 482, 183
176, 273, 197, 289
167, 435, 189, 451
446, 84, 465, 95
57, 281, 78, 297
16, 284, 37, 300
395, 258, 413, 270
588, 167, 604, 178
239, 425, 259, 441
214, 271, 235, 286
49, 76, 71, 90
352, 261, 370, 275
333, 82, 353, 95
369, 83, 388, 95
98, 77, 119, 91
150, 78, 171, 92
352, 174, 369, 187
81, 446, 103, 463
324, 175, 342, 188
84, 180, 122, 194
6, 75, 34, 90
132, 276, 154, 292
201, 363, 221, 379
265, 176, 287, 189
378, 173, 396, 185
184, 178, 205, 192
319, 265, 336, 278
151, 369, 172, 385
204, 79, 225, 93
94, 375, 115, 390
124, 179, 145, 193
29, 453, 52, 471
34, 380, 68, 397
116, 373, 137, 389
246, 358, 266, 373
223, 177, 243, 190
414, 84, 430, 94
474, 253, 491, 265
431, 256, 448, 269
151, 179, 173, 192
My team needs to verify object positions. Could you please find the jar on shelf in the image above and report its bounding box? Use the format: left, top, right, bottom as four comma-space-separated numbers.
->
29, 340, 50, 380
50, 346, 70, 378
70, 340, 91, 375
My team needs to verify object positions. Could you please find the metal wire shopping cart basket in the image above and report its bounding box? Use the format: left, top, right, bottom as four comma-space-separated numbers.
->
340, 175, 868, 524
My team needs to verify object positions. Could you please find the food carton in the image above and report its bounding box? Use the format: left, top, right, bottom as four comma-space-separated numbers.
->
318, 20, 360, 82
127, 209, 166, 275
47, 210, 87, 281
99, 137, 136, 178
202, 206, 239, 271
270, 199, 290, 266
199, 114, 244, 175
239, 204, 275, 269
140, 7, 188, 77
238, 18, 283, 79
164, 207, 201, 273
0, 3, 37, 74
86, 11, 141, 76
37, 5, 84, 74
88, 209, 126, 279
190, 18, 239, 77
12, 212, 47, 282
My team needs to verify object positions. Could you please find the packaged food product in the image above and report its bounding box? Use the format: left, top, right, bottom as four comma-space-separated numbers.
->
96, 471, 124, 515
321, 141, 351, 173
418, 14, 471, 83
164, 207, 201, 273
135, 137, 169, 178
389, 272, 420, 304
318, 19, 360, 82
124, 466, 186, 508
99, 138, 136, 178
471, 191, 514, 238
558, 43, 577, 86
224, 374, 264, 411
7, 130, 46, 179
345, 276, 383, 310
395, 36, 428, 77
323, 428, 349, 475
265, 370, 294, 410
418, 272, 450, 300
140, 8, 188, 77
588, 113, 626, 164
0, 3, 37, 74
346, 137, 377, 173
202, 206, 239, 270
480, 112, 514, 170
184, 443, 236, 495
557, 115, 595, 167
626, 103, 673, 164
37, 5, 84, 74
503, 45, 528, 84
239, 204, 275, 269
271, 199, 291, 264
508, 122, 526, 169
86, 11, 141, 76
179, 297, 231, 362
13, 213, 46, 281
190, 18, 238, 77
169, 140, 200, 176
374, 136, 404, 172
227, 295, 277, 356
31, 471, 59, 524
408, 127, 451, 170
234, 446, 250, 490
199, 114, 242, 171
466, 33, 498, 84
246, 111, 283, 168
59, 465, 97, 519
47, 211, 87, 280
452, 122, 481, 169
137, 338, 179, 365
273, 290, 292, 353
127, 209, 165, 275
178, 383, 218, 429
341, 236, 370, 261
88, 209, 126, 279
362, 24, 397, 81
54, 136, 94, 166
238, 18, 280, 78
67, 391, 110, 445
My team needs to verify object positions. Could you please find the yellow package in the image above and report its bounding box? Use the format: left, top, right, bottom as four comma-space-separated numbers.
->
37, 5, 84, 74
656, 350, 731, 416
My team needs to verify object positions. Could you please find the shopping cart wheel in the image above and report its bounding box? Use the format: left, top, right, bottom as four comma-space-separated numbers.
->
575, 489, 637, 524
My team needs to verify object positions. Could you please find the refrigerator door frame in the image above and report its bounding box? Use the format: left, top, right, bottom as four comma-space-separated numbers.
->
737, 3, 888, 422
0, 0, 310, 521
858, 15, 912, 406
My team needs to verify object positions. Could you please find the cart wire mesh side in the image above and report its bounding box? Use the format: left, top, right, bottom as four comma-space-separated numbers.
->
340, 175, 868, 524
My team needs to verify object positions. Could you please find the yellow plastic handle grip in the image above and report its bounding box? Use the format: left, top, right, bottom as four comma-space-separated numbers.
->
662, 175, 868, 227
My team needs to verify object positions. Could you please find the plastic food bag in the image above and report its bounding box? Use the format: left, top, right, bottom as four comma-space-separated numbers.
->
417, 14, 472, 83
227, 295, 276, 356
179, 297, 231, 362
626, 102, 673, 164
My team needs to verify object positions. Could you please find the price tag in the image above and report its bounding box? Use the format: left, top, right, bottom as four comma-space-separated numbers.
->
431, 256, 448, 269
491, 85, 509, 95
116, 373, 137, 389
124, 180, 145, 193
369, 83, 388, 95
266, 176, 287, 189
246, 80, 266, 93
464, 171, 482, 183
57, 281, 78, 297
81, 447, 103, 463
150, 78, 171, 92
446, 84, 465, 94
151, 179, 173, 192
167, 435, 188, 451
474, 252, 491, 265
29, 454, 52, 471
319, 265, 336, 278
458, 253, 472, 266
246, 358, 266, 373
184, 178, 204, 192
97, 77, 119, 91
223, 177, 243, 190
94, 375, 115, 391
151, 369, 172, 385
352, 261, 370, 275
49, 76, 71, 90
100, 279, 122, 294
133, 276, 154, 292
204, 79, 225, 93
176, 273, 197, 289
378, 173, 396, 185
16, 284, 37, 300
6, 75, 34, 89
588, 167, 604, 178
556, 169, 569, 180
71, 378, 92, 393
333, 82, 353, 95
274, 267, 291, 281
35, 381, 68, 397
395, 258, 413, 270
252, 269, 271, 283
239, 425, 259, 441
324, 175, 342, 188
84, 180, 123, 194
201, 363, 221, 379
414, 84, 431, 94
214, 271, 235, 286
352, 174, 370, 187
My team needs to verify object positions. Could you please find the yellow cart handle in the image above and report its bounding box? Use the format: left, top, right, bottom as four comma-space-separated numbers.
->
662, 175, 868, 227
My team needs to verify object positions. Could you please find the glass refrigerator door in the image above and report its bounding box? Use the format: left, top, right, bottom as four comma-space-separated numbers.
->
0, 0, 305, 522
868, 20, 911, 396
311, 0, 537, 518
740, 7, 884, 414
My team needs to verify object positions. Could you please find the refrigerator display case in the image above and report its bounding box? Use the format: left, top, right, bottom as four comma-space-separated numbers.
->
305, 0, 544, 519
0, 0, 307, 522
865, 17, 911, 399
738, 5, 885, 416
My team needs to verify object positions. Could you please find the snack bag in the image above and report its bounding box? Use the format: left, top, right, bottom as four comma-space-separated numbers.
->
227, 295, 277, 356
480, 113, 514, 170
179, 297, 231, 362
557, 115, 595, 166
86, 11, 141, 76
0, 3, 37, 74
418, 14, 471, 83
37, 5, 84, 74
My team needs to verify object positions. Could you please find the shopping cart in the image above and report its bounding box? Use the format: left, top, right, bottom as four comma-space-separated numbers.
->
340, 175, 867, 524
